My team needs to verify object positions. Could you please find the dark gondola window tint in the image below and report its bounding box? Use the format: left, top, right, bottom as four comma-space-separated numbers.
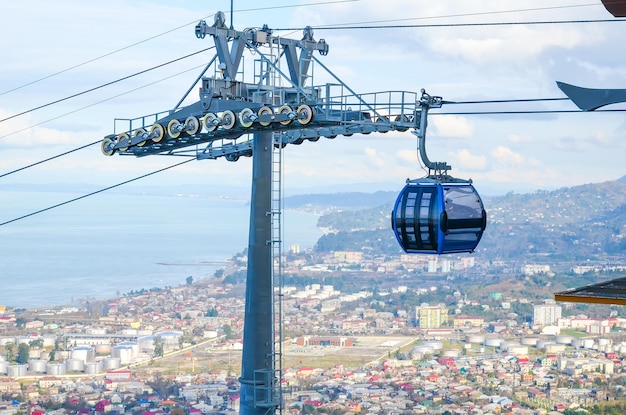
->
441, 185, 485, 252
444, 186, 483, 229
394, 186, 438, 252
419, 191, 434, 248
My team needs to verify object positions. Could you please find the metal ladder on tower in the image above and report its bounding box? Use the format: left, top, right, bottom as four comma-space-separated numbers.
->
270, 131, 284, 414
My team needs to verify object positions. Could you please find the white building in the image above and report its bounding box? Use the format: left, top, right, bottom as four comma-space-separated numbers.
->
533, 302, 562, 328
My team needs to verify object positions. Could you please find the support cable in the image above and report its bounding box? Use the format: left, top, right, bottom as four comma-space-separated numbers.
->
289, 3, 607, 28
0, 159, 194, 227
275, 17, 626, 32
436, 108, 626, 115
1, 0, 359, 96
0, 48, 214, 124
443, 97, 571, 105
0, 64, 207, 141
0, 141, 100, 179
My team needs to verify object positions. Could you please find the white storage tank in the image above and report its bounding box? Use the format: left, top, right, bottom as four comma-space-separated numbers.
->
500, 342, 521, 352
536, 340, 552, 350
28, 359, 48, 373
46, 363, 66, 376
66, 358, 85, 372
94, 344, 111, 355
581, 339, 595, 349
466, 335, 485, 344
537, 341, 555, 350
156, 331, 183, 347
521, 337, 539, 347
7, 364, 27, 377
111, 345, 135, 365
103, 357, 122, 370
423, 340, 443, 351
42, 335, 57, 348
0, 361, 8, 374
484, 338, 502, 348
117, 341, 139, 358
413, 345, 434, 355
138, 336, 156, 353
71, 346, 95, 363
556, 335, 574, 345
85, 361, 103, 375
545, 343, 566, 353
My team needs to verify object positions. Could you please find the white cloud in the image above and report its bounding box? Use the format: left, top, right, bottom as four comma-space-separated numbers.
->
491, 146, 526, 167
507, 134, 533, 144
431, 115, 473, 138
364, 147, 385, 168
452, 149, 488, 171
396, 149, 418, 165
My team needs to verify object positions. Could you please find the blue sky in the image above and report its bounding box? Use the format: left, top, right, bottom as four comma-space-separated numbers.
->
1, 0, 625, 197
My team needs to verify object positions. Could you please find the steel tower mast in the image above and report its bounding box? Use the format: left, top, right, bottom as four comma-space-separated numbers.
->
101, 10, 442, 415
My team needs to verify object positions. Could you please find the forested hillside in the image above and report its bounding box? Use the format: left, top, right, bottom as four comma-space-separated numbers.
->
301, 177, 626, 261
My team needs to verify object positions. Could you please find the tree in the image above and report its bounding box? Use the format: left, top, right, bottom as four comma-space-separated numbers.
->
29, 339, 44, 349
153, 336, 164, 358
222, 324, 234, 339
16, 343, 29, 364
5, 342, 14, 362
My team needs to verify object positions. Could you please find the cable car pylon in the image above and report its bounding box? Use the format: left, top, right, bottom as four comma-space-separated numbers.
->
100, 10, 486, 415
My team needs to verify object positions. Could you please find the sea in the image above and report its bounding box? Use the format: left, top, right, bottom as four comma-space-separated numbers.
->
0, 189, 323, 309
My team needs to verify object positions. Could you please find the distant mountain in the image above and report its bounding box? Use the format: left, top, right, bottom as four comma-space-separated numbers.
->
284, 190, 396, 211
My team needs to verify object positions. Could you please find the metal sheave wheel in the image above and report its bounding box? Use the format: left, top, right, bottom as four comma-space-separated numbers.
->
150, 124, 165, 142
203, 113, 218, 132
277, 105, 292, 125
116, 133, 130, 151
101, 137, 116, 156
134, 128, 148, 147
221, 110, 236, 130
167, 119, 182, 139
239, 108, 255, 128
296, 104, 314, 125
184, 115, 201, 135
257, 106, 273, 126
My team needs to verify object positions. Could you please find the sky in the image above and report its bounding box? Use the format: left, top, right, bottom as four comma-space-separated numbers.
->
1, 0, 626, 197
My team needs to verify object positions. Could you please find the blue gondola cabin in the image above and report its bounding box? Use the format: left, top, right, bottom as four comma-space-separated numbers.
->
392, 181, 487, 254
